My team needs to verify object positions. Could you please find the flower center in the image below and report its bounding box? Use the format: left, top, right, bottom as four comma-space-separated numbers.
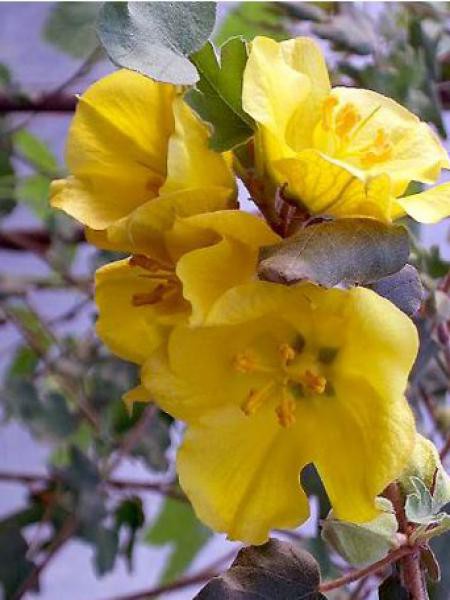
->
129, 254, 179, 306
321, 96, 393, 166
233, 340, 337, 429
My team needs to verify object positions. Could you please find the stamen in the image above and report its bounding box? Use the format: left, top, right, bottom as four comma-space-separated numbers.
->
360, 128, 393, 167
132, 285, 166, 306
129, 254, 173, 274
322, 95, 338, 130
233, 351, 257, 373
303, 370, 327, 395
276, 388, 297, 428
241, 381, 275, 416
279, 343, 296, 366
335, 103, 361, 139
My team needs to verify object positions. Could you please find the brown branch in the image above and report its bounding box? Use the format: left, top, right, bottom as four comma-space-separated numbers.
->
104, 404, 158, 477
0, 227, 85, 253
0, 471, 186, 502
384, 483, 427, 600
102, 549, 238, 600
0, 92, 77, 114
319, 545, 413, 593
12, 515, 78, 600
440, 435, 450, 460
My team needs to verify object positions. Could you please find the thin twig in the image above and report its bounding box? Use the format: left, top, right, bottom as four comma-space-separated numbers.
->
319, 546, 413, 593
101, 548, 238, 600
0, 471, 186, 502
12, 515, 78, 600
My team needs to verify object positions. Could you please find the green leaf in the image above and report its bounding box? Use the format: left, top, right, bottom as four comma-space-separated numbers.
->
187, 38, 254, 151
405, 476, 435, 524
98, 2, 216, 84
0, 526, 37, 598
16, 175, 53, 219
195, 538, 326, 599
13, 130, 59, 175
258, 219, 410, 288
369, 264, 423, 316
115, 497, 145, 570
146, 497, 211, 584
214, 2, 288, 47
43, 2, 101, 58
92, 527, 119, 576
321, 499, 398, 566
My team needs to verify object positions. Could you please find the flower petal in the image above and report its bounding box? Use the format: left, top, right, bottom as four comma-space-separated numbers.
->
52, 70, 175, 229
161, 98, 236, 195
275, 150, 392, 220
330, 87, 449, 187
394, 182, 450, 223
307, 374, 415, 523
242, 36, 311, 139
178, 404, 310, 544
95, 259, 186, 363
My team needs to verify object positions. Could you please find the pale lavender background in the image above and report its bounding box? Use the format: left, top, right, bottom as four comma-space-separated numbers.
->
0, 3, 448, 599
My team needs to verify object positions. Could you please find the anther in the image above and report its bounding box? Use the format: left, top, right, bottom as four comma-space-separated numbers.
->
279, 343, 296, 366
322, 95, 338, 130
276, 389, 297, 428
241, 381, 275, 416
303, 370, 327, 395
335, 103, 361, 139
132, 285, 166, 306
233, 351, 257, 373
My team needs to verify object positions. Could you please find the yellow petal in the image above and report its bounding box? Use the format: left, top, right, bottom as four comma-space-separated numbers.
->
177, 238, 257, 325
242, 36, 311, 140
328, 87, 449, 187
309, 374, 415, 523
53, 70, 176, 229
177, 404, 310, 544
394, 182, 450, 223
274, 150, 392, 220
161, 97, 237, 195
335, 287, 419, 400
108, 187, 236, 260
123, 385, 152, 415
95, 259, 184, 364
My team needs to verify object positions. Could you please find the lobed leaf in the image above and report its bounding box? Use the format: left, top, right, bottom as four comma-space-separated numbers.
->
258, 218, 410, 288
187, 38, 254, 151
97, 2, 216, 84
146, 497, 211, 584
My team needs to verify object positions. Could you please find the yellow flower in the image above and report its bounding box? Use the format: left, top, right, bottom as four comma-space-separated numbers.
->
142, 281, 418, 544
242, 36, 450, 223
95, 211, 279, 364
50, 69, 237, 240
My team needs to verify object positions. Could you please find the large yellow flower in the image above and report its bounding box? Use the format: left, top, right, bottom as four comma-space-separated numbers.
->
95, 211, 279, 364
142, 281, 418, 544
50, 69, 237, 239
242, 36, 450, 223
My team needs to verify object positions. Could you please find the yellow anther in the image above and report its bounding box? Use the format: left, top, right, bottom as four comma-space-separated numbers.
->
276, 389, 297, 428
131, 285, 167, 306
335, 103, 361, 139
233, 351, 257, 373
279, 343, 296, 366
322, 95, 339, 130
241, 381, 275, 416
361, 128, 393, 166
303, 370, 327, 395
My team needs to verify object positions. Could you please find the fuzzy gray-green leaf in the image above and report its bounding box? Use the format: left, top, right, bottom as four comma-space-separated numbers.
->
258, 218, 410, 287
97, 2, 216, 84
